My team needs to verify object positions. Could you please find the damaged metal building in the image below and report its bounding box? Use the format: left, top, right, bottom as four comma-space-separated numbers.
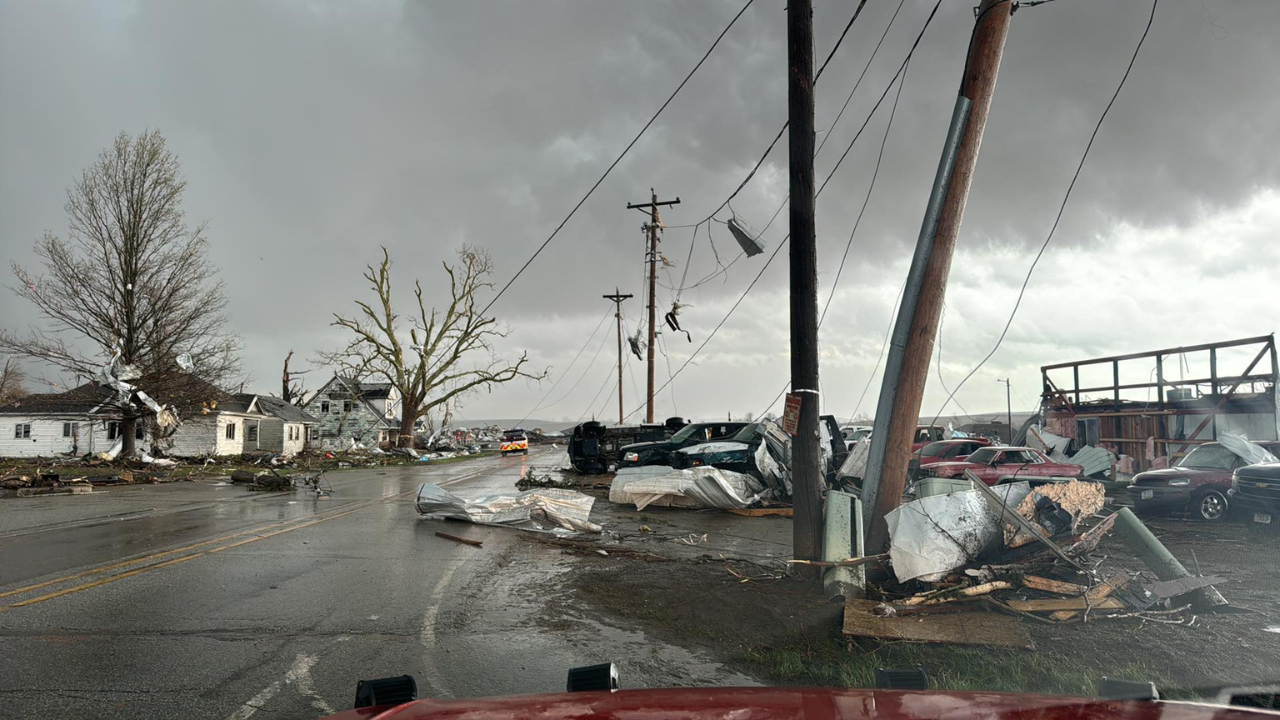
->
1040, 335, 1279, 472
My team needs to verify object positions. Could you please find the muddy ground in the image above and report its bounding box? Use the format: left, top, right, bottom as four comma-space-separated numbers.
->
514, 475, 1280, 699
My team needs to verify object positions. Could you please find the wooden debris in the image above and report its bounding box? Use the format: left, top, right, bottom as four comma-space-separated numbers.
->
1022, 575, 1088, 595
843, 598, 1031, 648
1049, 573, 1130, 621
787, 553, 888, 569
435, 531, 483, 548
901, 581, 1014, 606
728, 507, 793, 518
1005, 596, 1125, 612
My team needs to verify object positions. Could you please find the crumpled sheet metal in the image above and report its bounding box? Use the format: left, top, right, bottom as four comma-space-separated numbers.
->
415, 483, 601, 536
609, 467, 765, 511
1218, 433, 1279, 466
754, 440, 790, 497
1067, 445, 1114, 477
838, 439, 871, 480
886, 482, 1031, 583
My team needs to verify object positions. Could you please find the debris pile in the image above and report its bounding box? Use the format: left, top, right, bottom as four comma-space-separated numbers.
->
847, 474, 1226, 644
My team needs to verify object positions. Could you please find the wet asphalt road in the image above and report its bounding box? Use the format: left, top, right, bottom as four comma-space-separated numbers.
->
0, 448, 752, 718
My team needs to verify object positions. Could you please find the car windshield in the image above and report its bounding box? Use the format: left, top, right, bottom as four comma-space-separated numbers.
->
964, 448, 999, 464
669, 423, 703, 442
1178, 444, 1238, 470
7, 2, 1280, 713
919, 441, 951, 456
730, 423, 763, 443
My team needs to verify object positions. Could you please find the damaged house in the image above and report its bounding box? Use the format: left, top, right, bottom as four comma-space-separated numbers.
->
303, 376, 401, 448
1040, 335, 1279, 472
0, 377, 274, 459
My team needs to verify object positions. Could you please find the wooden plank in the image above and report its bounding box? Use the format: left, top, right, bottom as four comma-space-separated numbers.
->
843, 598, 1031, 648
1005, 597, 1125, 613
435, 531, 483, 548
728, 507, 793, 517
1022, 575, 1087, 595
1048, 572, 1129, 620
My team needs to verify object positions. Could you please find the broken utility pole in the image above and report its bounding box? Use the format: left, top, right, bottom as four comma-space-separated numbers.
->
603, 289, 633, 425
626, 190, 680, 423
863, 0, 1012, 554
787, 0, 822, 576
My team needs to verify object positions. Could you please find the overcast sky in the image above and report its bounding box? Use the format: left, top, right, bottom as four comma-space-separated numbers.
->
3, 0, 1279, 426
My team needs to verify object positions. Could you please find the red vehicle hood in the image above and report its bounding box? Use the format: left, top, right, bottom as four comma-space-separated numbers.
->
323, 687, 1266, 720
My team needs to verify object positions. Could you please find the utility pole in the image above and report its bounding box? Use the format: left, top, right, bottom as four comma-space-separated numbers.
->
787, 0, 822, 575
627, 190, 680, 424
862, 0, 1013, 554
998, 378, 1012, 443
603, 289, 633, 425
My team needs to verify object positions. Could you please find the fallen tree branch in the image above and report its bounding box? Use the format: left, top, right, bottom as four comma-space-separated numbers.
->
786, 553, 888, 568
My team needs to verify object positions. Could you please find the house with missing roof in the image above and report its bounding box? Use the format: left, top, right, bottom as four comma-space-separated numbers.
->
251, 396, 319, 456
303, 376, 401, 448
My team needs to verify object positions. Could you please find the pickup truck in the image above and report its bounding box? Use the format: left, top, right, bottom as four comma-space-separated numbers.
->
617, 421, 748, 468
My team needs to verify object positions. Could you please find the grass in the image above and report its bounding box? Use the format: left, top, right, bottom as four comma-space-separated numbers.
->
738, 636, 1169, 697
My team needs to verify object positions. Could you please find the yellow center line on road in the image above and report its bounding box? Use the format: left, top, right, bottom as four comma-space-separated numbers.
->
0, 463, 495, 612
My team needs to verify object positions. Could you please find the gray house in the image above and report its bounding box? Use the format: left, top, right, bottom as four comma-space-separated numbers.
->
303, 376, 400, 449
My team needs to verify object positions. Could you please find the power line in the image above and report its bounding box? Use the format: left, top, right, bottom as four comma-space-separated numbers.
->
674, 0, 906, 302
624, 0, 947, 421
478, 0, 756, 317
758, 55, 912, 418
543, 314, 616, 416
515, 307, 613, 425
930, 0, 1160, 422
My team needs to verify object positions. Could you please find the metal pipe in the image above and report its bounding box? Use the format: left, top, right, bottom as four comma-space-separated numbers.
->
1113, 507, 1227, 610
860, 95, 972, 523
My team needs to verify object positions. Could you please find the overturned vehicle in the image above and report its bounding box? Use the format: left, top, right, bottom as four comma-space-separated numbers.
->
567, 417, 686, 474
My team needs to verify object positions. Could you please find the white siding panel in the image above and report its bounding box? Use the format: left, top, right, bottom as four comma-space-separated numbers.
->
168, 417, 221, 457
259, 419, 285, 453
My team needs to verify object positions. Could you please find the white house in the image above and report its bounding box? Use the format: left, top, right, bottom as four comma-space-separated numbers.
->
0, 380, 272, 459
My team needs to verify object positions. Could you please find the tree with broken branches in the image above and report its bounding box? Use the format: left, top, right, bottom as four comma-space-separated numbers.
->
324, 247, 544, 447
1, 130, 240, 456
281, 350, 312, 406
0, 357, 27, 406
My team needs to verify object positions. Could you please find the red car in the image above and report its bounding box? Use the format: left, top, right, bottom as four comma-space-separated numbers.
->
1131, 440, 1280, 522
922, 445, 1083, 485
909, 438, 993, 480
323, 686, 1275, 720
910, 425, 947, 452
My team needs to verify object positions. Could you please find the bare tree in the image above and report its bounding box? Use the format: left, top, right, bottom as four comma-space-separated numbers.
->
324, 247, 544, 447
281, 350, 311, 405
0, 357, 27, 405
1, 130, 240, 456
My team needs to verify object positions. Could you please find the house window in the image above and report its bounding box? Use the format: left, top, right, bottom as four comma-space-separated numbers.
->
321, 401, 330, 413
343, 400, 353, 413
246, 424, 258, 442
226, 422, 237, 440
63, 422, 73, 437
107, 422, 145, 441
308, 427, 319, 441
14, 423, 31, 439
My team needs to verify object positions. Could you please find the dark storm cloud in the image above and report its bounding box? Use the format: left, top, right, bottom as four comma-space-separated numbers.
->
2, 0, 1278, 416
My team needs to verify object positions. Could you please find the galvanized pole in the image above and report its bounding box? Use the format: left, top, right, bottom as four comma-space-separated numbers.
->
864, 0, 1012, 554
1001, 378, 1012, 442
788, 0, 823, 576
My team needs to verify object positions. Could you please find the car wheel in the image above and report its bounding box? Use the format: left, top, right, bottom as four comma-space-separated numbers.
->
1193, 489, 1228, 522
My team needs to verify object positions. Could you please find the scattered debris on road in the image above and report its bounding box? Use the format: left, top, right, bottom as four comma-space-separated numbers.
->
415, 482, 602, 536
435, 531, 483, 548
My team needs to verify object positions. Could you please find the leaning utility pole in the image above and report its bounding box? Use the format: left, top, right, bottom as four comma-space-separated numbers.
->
787, 0, 823, 574
603, 289, 633, 425
863, 0, 1013, 554
627, 190, 680, 424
